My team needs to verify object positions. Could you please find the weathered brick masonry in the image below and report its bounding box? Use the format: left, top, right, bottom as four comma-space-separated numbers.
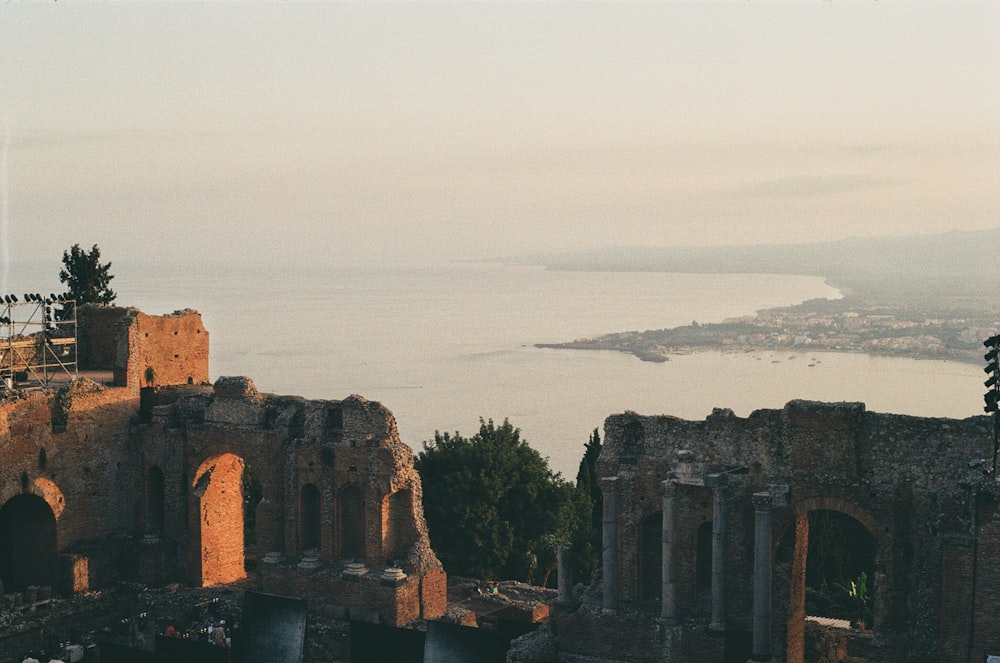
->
0, 307, 444, 646
546, 402, 1000, 663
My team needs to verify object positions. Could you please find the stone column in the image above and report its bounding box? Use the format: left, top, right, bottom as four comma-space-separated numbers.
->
661, 479, 678, 623
557, 545, 572, 605
601, 476, 620, 612
705, 473, 728, 631
750, 492, 773, 662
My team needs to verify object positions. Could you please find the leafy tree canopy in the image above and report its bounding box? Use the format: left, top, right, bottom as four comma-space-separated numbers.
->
416, 418, 590, 586
58, 244, 116, 317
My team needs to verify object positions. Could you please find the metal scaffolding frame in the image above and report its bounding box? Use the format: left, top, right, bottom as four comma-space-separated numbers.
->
0, 296, 78, 390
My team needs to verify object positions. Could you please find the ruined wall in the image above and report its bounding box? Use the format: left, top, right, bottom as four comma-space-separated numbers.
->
132, 376, 446, 622
555, 400, 999, 663
76, 304, 132, 370
113, 309, 209, 390
0, 380, 139, 595
1, 306, 442, 629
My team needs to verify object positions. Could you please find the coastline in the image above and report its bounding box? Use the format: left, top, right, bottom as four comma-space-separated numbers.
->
536, 288, 991, 366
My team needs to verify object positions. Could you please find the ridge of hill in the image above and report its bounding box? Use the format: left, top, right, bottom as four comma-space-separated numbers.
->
524, 228, 1000, 304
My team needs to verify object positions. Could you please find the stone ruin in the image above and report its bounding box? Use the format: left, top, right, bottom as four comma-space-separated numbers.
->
530, 402, 1000, 663
4, 303, 1000, 663
0, 305, 445, 660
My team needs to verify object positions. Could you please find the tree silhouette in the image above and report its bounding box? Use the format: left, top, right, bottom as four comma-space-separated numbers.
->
58, 244, 116, 319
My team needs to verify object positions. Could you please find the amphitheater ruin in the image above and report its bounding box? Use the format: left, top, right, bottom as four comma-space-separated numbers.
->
2, 304, 999, 662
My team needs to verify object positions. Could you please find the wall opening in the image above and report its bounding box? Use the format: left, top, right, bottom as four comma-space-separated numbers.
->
340, 485, 365, 561
0, 494, 58, 592
243, 466, 263, 547
383, 489, 417, 562
784, 507, 878, 663
147, 466, 165, 533
639, 512, 662, 602
804, 510, 876, 629
301, 483, 321, 552
193, 453, 247, 587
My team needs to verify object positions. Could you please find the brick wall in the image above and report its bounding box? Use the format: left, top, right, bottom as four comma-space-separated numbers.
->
113, 309, 209, 389
577, 400, 997, 662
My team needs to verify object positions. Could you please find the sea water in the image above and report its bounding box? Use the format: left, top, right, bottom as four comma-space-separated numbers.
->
3, 260, 985, 477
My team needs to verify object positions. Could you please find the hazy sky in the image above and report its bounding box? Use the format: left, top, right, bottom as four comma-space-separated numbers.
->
1, 1, 998, 268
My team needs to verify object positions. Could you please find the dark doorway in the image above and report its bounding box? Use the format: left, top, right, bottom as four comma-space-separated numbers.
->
639, 512, 662, 601
301, 483, 321, 551
0, 494, 58, 592
340, 485, 365, 560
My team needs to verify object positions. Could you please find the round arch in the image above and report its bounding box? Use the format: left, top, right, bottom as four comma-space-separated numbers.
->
782, 497, 889, 663
191, 453, 247, 587
0, 494, 58, 592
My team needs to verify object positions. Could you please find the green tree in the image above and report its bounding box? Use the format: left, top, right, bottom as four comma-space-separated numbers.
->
416, 418, 586, 586
58, 243, 116, 318
570, 428, 603, 585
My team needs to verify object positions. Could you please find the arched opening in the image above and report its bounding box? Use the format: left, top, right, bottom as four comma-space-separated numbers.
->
805, 510, 875, 628
147, 466, 165, 533
192, 453, 246, 587
383, 489, 417, 562
242, 466, 263, 546
301, 483, 321, 552
638, 512, 662, 602
340, 485, 365, 561
0, 494, 58, 592
785, 506, 878, 663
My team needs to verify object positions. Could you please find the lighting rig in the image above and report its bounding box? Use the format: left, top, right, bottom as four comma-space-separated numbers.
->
0, 293, 78, 389
984, 334, 1000, 475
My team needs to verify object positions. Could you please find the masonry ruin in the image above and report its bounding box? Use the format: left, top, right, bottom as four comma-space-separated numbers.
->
0, 304, 446, 661
535, 401, 1000, 663
4, 303, 1000, 663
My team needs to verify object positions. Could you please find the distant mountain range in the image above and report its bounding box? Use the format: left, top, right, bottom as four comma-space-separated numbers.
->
520, 229, 1000, 303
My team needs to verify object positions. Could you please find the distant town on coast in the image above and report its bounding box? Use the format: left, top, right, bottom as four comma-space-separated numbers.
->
531, 229, 1000, 364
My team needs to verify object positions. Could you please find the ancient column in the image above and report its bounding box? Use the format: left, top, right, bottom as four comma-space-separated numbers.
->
557, 544, 572, 605
750, 492, 773, 662
601, 476, 620, 611
661, 479, 678, 623
705, 473, 727, 631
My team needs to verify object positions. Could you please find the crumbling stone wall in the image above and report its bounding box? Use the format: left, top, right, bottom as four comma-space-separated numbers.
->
553, 400, 1000, 663
0, 308, 443, 631
134, 376, 446, 624
75, 304, 131, 370
112, 308, 209, 390
0, 379, 139, 596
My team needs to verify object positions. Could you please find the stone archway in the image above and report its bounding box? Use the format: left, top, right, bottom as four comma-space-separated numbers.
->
191, 453, 246, 586
784, 499, 884, 663
383, 488, 417, 563
0, 494, 58, 592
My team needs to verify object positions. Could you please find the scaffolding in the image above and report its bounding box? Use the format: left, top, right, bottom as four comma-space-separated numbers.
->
0, 295, 77, 390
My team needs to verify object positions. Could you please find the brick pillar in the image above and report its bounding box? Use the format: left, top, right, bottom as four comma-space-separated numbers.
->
706, 473, 728, 631
750, 492, 773, 662
661, 479, 678, 623
602, 477, 620, 612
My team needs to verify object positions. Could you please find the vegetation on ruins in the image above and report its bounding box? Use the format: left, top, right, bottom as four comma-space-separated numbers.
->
58, 243, 116, 319
416, 418, 597, 587
804, 510, 875, 628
